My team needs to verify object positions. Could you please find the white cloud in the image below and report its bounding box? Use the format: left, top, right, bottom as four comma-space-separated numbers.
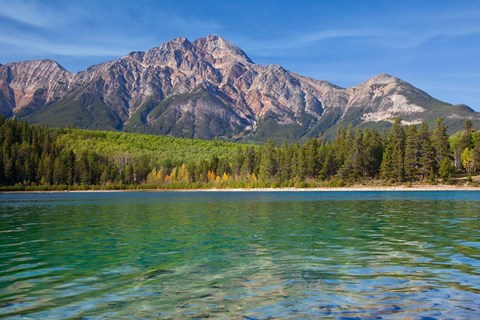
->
300, 29, 381, 44
0, 34, 131, 57
0, 0, 58, 28
238, 28, 383, 56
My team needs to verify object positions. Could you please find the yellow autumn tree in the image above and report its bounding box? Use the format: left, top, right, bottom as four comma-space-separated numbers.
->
146, 166, 166, 185
461, 148, 475, 173
207, 170, 216, 182
177, 163, 190, 183
222, 172, 230, 182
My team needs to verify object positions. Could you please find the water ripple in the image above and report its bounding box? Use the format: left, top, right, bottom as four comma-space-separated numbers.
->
0, 191, 479, 319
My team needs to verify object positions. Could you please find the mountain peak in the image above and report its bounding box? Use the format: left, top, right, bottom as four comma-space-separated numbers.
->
159, 37, 192, 50
194, 35, 253, 64
365, 73, 401, 86
203, 34, 228, 44
5, 59, 70, 74
170, 36, 190, 44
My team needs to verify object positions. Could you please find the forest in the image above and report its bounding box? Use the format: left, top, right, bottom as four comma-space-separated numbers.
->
0, 115, 479, 190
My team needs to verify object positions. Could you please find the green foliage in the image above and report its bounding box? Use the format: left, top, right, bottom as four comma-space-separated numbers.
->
55, 128, 248, 166
438, 158, 454, 182
252, 117, 305, 144
404, 125, 419, 181
417, 122, 437, 180
0, 116, 477, 190
25, 92, 122, 130
381, 118, 406, 182
433, 117, 451, 163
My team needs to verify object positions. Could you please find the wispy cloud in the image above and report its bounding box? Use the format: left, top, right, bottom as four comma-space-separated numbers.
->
380, 26, 480, 49
0, 0, 58, 28
0, 33, 132, 57
240, 28, 380, 56
300, 29, 381, 44
0, 1, 223, 59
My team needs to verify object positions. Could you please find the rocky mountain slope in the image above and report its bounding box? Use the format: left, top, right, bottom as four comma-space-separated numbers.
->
1, 35, 478, 141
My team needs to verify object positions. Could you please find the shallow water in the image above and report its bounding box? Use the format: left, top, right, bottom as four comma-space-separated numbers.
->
0, 191, 479, 319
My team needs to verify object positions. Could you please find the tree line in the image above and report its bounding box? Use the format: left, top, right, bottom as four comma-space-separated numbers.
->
0, 116, 479, 190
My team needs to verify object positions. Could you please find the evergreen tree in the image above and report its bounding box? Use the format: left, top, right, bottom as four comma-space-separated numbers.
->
338, 129, 365, 180
474, 132, 480, 172
0, 149, 3, 185
381, 118, 406, 182
258, 140, 277, 182
304, 139, 319, 178
417, 122, 437, 181
457, 120, 475, 171
276, 144, 293, 182
319, 143, 336, 180
404, 125, 419, 181
333, 127, 348, 170
432, 117, 451, 163
232, 148, 245, 177
294, 145, 306, 181
241, 147, 256, 176
438, 157, 454, 182
363, 129, 383, 178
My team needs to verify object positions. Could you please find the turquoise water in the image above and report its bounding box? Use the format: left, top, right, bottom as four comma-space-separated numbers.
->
0, 191, 479, 319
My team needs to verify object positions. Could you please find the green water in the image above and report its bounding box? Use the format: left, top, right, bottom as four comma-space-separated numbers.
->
0, 191, 479, 319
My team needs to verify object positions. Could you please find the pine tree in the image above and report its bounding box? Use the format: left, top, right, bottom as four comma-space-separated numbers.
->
381, 118, 406, 182
304, 139, 319, 178
232, 148, 245, 177
438, 157, 454, 182
363, 129, 383, 178
333, 127, 348, 169
276, 144, 293, 182
404, 125, 419, 181
457, 120, 474, 171
319, 143, 336, 180
4, 158, 14, 185
0, 148, 3, 185
432, 117, 451, 163
241, 147, 255, 175
337, 129, 365, 180
294, 145, 306, 181
417, 122, 437, 181
258, 140, 277, 182
474, 132, 480, 173
53, 157, 65, 185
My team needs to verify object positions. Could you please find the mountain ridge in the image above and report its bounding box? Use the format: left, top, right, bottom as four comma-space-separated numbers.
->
0, 35, 478, 141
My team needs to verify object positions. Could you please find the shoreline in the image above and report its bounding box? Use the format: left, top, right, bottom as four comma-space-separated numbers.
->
2, 185, 480, 193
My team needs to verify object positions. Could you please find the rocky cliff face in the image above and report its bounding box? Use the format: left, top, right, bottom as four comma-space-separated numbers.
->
0, 35, 478, 141
0, 60, 71, 117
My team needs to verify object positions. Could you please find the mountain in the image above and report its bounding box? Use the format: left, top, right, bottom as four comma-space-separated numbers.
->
1, 35, 478, 142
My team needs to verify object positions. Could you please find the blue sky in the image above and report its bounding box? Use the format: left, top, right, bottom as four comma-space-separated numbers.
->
1, 0, 479, 110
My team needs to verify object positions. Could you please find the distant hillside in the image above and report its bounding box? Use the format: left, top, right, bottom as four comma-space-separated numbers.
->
55, 128, 253, 166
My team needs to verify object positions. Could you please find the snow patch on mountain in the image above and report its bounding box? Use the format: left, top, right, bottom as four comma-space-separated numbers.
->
362, 94, 425, 123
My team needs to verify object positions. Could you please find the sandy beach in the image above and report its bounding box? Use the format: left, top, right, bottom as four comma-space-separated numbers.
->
2, 184, 479, 193
171, 185, 480, 192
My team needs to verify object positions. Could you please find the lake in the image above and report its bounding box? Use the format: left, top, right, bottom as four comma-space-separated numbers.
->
0, 191, 479, 319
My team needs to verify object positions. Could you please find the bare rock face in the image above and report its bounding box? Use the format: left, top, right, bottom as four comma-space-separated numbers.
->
1, 35, 478, 141
0, 60, 72, 116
